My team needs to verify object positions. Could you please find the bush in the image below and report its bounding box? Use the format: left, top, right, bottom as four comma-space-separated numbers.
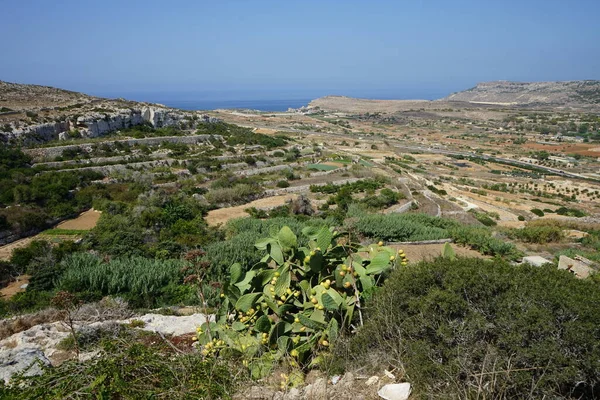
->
339, 258, 600, 398
518, 215, 526, 221
469, 210, 497, 226
348, 212, 457, 242
509, 224, 564, 244
531, 208, 545, 217
556, 206, 587, 217
58, 253, 186, 307
276, 180, 290, 188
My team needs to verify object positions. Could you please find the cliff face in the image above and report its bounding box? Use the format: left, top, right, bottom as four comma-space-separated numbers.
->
441, 80, 600, 108
2, 106, 210, 144
0, 81, 219, 145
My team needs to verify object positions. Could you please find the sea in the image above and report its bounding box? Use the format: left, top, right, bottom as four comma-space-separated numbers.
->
154, 99, 311, 112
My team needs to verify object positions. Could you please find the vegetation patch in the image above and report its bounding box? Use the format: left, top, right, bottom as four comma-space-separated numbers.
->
338, 257, 600, 399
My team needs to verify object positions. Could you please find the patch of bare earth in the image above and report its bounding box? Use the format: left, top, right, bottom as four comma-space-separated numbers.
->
0, 209, 101, 261
205, 195, 297, 226
55, 209, 101, 230
0, 275, 30, 299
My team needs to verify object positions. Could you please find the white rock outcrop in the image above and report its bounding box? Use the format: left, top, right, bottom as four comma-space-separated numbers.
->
0, 312, 213, 383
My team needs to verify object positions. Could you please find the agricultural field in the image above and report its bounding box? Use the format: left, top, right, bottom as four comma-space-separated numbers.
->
1, 88, 600, 399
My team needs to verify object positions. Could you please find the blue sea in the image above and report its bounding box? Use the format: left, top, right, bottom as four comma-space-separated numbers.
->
154, 98, 311, 112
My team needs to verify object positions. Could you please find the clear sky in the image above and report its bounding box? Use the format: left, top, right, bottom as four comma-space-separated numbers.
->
1, 0, 599, 100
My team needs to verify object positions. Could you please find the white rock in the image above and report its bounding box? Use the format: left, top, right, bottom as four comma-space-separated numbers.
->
0, 348, 50, 383
126, 313, 213, 336
365, 376, 380, 386
378, 383, 411, 400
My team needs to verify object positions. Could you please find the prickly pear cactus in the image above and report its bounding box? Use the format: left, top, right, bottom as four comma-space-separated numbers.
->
195, 226, 407, 376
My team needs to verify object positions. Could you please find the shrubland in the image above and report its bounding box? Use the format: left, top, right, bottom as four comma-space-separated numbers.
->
337, 257, 600, 399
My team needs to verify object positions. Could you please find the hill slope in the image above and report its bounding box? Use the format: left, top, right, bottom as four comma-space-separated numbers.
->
442, 80, 600, 107
0, 81, 212, 145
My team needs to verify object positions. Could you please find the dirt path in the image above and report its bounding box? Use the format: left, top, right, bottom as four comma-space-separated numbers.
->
205, 195, 297, 226
0, 209, 101, 261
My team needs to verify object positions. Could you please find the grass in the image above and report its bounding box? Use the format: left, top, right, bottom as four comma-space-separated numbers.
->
2, 329, 239, 399
307, 163, 339, 171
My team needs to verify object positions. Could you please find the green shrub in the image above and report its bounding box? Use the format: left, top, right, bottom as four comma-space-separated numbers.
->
348, 212, 456, 242
509, 224, 564, 244
339, 258, 600, 398
518, 215, 526, 221
556, 206, 587, 217
531, 208, 545, 217
469, 210, 497, 226
58, 253, 185, 307
310, 178, 385, 194
276, 180, 290, 188
449, 226, 520, 259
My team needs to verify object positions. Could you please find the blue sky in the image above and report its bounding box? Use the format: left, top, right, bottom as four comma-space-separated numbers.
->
1, 0, 599, 100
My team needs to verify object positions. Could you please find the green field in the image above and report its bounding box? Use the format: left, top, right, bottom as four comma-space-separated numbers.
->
307, 163, 338, 171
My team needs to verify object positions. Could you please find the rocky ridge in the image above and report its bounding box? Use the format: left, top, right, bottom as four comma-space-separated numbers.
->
441, 80, 600, 108
0, 81, 219, 145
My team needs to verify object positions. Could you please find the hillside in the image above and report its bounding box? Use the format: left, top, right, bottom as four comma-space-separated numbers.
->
0, 81, 98, 110
442, 80, 600, 108
0, 81, 214, 145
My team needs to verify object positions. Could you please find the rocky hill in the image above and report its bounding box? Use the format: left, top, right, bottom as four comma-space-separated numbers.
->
441, 80, 600, 108
0, 81, 216, 145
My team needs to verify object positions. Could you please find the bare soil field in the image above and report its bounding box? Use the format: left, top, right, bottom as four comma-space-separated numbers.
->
55, 209, 101, 230
524, 142, 600, 157
0, 275, 30, 299
0, 209, 101, 261
205, 195, 298, 226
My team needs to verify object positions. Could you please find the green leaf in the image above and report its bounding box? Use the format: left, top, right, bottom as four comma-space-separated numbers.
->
310, 308, 326, 324
277, 226, 297, 250
326, 288, 345, 308
298, 313, 327, 330
345, 304, 355, 327
257, 269, 276, 286
255, 315, 271, 333
321, 293, 339, 311
359, 275, 374, 292
269, 321, 291, 344
235, 270, 257, 293
309, 252, 324, 273
316, 227, 334, 252
230, 263, 243, 283
235, 293, 262, 312
277, 336, 292, 354
270, 244, 284, 265
232, 321, 247, 331
328, 318, 339, 342
442, 242, 456, 260
274, 265, 291, 296
365, 251, 391, 275
255, 237, 275, 251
